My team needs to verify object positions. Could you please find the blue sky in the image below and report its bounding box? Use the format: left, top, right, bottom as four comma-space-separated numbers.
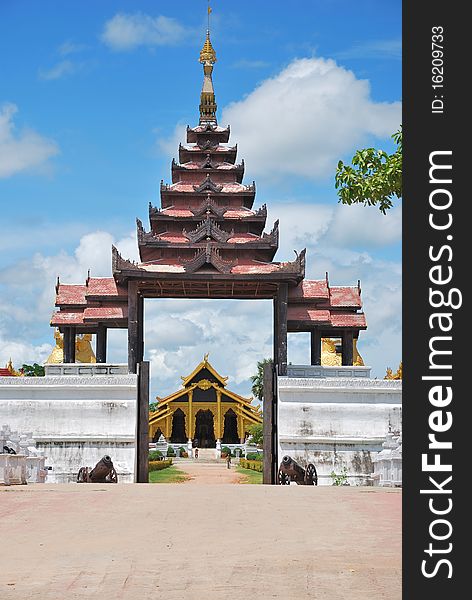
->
0, 0, 401, 397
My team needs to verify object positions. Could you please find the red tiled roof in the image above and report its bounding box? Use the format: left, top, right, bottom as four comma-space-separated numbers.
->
329, 287, 362, 308
180, 161, 237, 170
223, 209, 256, 218
55, 284, 87, 306
0, 368, 14, 377
159, 233, 189, 243
288, 280, 329, 302
231, 261, 285, 274
287, 307, 367, 329
188, 125, 228, 133
159, 208, 194, 217
50, 310, 85, 326
168, 182, 247, 193
227, 233, 260, 243
182, 144, 234, 153
330, 313, 367, 328
287, 307, 331, 322
83, 306, 127, 321
86, 277, 127, 298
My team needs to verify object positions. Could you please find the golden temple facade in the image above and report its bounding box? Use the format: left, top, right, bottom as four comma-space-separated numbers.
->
149, 355, 262, 448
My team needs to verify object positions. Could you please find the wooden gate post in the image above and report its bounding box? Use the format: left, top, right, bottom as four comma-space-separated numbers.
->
263, 361, 276, 484
135, 360, 150, 483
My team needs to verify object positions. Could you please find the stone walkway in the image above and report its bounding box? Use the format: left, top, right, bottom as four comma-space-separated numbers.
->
0, 484, 401, 600
177, 460, 242, 484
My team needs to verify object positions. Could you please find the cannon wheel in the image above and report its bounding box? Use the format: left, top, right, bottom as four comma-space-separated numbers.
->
107, 468, 118, 483
77, 466, 90, 483
278, 470, 289, 485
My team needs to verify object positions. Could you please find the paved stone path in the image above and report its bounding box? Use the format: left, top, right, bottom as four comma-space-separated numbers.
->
0, 484, 401, 600
177, 460, 243, 484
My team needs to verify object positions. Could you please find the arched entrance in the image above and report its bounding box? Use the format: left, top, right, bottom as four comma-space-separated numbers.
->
170, 408, 187, 443
194, 409, 216, 448
222, 408, 239, 444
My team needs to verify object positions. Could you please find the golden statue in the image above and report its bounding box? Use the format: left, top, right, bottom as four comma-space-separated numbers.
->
385, 361, 402, 380
321, 338, 364, 367
45, 329, 96, 364
45, 329, 64, 364
321, 338, 339, 366
76, 334, 96, 363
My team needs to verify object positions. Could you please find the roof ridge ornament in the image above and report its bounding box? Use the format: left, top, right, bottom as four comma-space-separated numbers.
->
199, 6, 217, 125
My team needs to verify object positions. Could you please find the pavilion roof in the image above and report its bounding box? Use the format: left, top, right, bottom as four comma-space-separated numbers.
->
55, 284, 87, 307
328, 286, 362, 308
51, 309, 85, 326
86, 277, 127, 298
287, 306, 366, 330
83, 306, 127, 321
181, 354, 228, 387
288, 280, 329, 302
0, 368, 14, 377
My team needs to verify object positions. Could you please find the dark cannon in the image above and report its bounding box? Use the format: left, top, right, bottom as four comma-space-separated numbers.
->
277, 455, 318, 485
77, 455, 118, 483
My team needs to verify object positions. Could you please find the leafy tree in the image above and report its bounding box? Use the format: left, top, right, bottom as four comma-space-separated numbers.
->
21, 363, 45, 377
250, 358, 273, 402
248, 423, 263, 447
335, 128, 402, 214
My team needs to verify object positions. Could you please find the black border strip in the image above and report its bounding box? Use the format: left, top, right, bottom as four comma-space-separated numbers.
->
403, 3, 464, 595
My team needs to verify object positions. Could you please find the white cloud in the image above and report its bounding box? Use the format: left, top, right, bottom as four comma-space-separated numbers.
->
58, 40, 87, 56
203, 56, 399, 181
268, 201, 402, 256
101, 13, 186, 51
38, 60, 78, 81
0, 103, 59, 178
335, 39, 402, 61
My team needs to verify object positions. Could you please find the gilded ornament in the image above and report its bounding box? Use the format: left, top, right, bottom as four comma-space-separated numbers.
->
199, 32, 217, 64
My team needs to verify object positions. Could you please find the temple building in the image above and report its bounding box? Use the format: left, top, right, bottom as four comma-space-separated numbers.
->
50, 27, 367, 373
149, 355, 262, 449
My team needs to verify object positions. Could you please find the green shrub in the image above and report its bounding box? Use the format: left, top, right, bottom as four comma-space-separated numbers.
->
246, 452, 263, 461
221, 446, 231, 456
148, 450, 163, 461
149, 459, 173, 472
166, 446, 176, 457
178, 446, 187, 457
240, 458, 263, 472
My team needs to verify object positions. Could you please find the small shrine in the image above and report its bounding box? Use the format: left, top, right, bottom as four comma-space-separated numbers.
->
149, 355, 262, 448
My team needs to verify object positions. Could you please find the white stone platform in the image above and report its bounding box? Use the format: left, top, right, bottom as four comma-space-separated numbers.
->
277, 375, 402, 485
0, 370, 137, 483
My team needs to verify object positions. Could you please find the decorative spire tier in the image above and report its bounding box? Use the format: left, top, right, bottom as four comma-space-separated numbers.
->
199, 30, 218, 124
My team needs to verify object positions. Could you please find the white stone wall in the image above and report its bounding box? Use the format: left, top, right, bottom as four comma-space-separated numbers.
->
0, 374, 137, 483
277, 377, 402, 486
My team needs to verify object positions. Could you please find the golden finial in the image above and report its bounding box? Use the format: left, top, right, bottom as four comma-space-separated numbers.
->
199, 32, 217, 64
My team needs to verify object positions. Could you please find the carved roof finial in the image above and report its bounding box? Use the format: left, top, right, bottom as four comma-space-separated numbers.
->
199, 3, 217, 125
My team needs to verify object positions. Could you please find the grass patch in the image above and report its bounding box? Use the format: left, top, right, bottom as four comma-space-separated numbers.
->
236, 466, 263, 485
149, 466, 190, 484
